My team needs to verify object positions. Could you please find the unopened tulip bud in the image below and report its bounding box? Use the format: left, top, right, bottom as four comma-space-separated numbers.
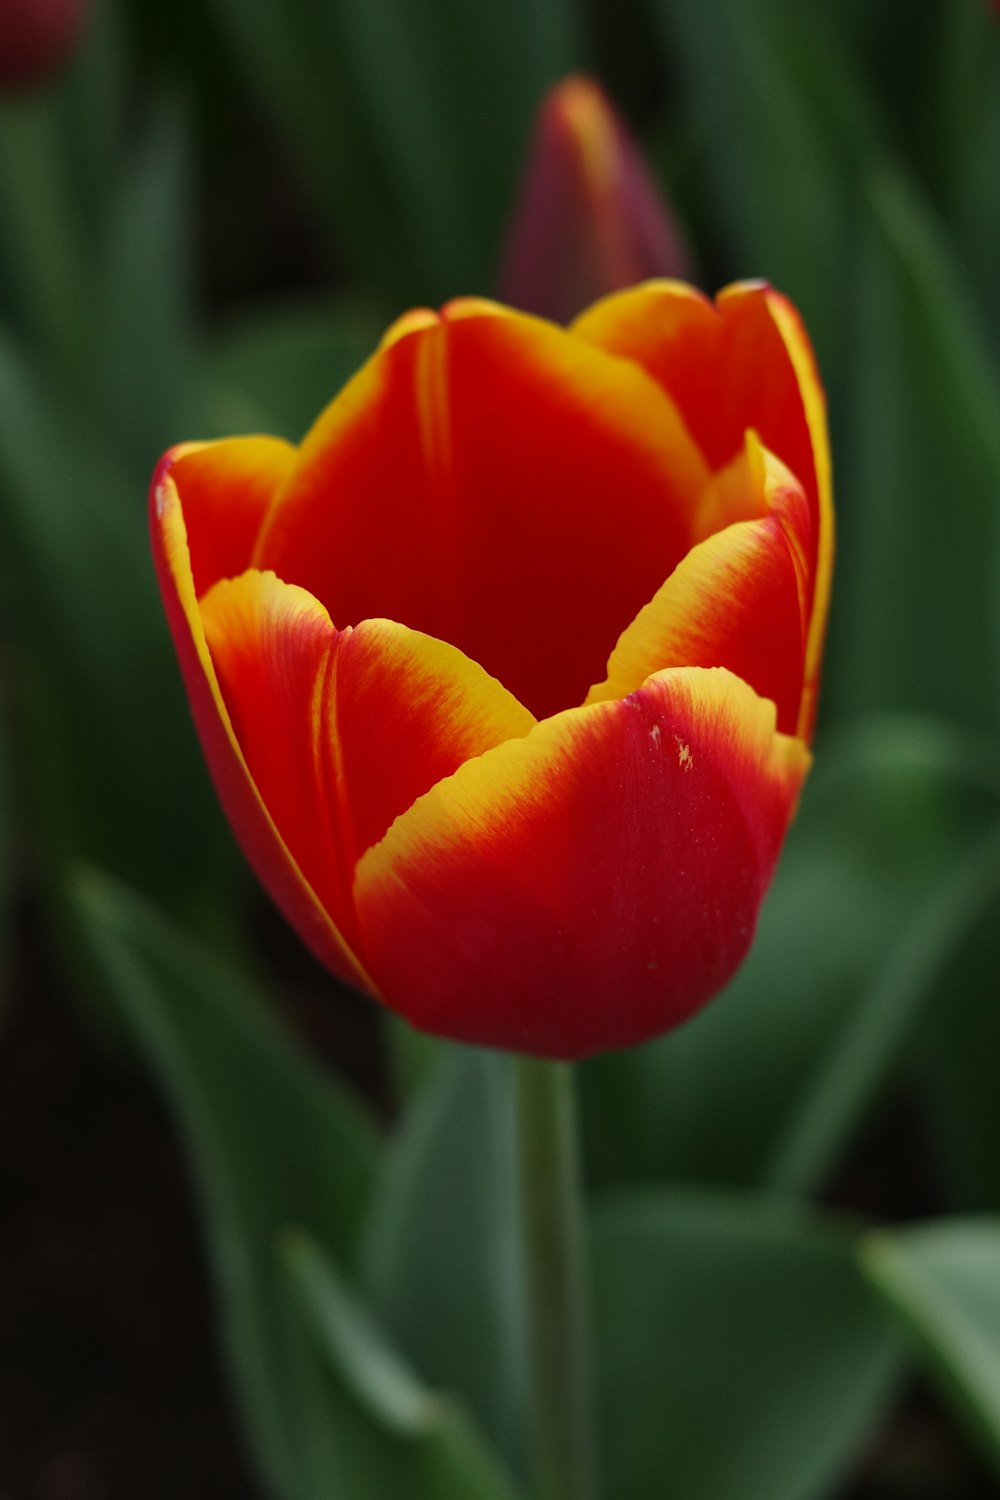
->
0, 0, 86, 90
500, 75, 690, 324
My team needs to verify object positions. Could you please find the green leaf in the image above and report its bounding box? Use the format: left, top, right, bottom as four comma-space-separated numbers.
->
384, 1014, 447, 1111
862, 1219, 1000, 1480
0, 95, 92, 378
194, 0, 405, 289
648, 0, 880, 371
362, 1047, 529, 1478
0, 2, 129, 383
200, 0, 581, 299
94, 97, 197, 478
910, 874, 1000, 1211
866, 0, 1000, 340
831, 170, 1000, 735
947, 13, 1000, 346
0, 329, 225, 907
594, 1188, 902, 1500
766, 815, 1000, 1197
69, 869, 381, 1500
581, 717, 1000, 1197
56, 0, 130, 240
202, 298, 385, 443
280, 1232, 525, 1500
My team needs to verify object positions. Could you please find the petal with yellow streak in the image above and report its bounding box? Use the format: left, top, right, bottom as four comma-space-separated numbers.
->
587, 438, 813, 737
573, 279, 832, 737
353, 666, 810, 1059
251, 302, 710, 719
149, 461, 374, 993
199, 570, 536, 954
161, 437, 297, 598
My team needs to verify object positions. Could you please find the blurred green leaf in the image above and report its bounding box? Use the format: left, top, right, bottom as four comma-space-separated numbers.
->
648, 0, 880, 371
910, 873, 1000, 1211
280, 1232, 525, 1500
362, 1047, 528, 1478
384, 1014, 445, 1110
0, 329, 225, 905
58, 0, 130, 240
863, 0, 1000, 339
202, 298, 385, 442
594, 1188, 902, 1500
198, 0, 581, 300
832, 170, 1000, 734
70, 869, 381, 1500
862, 1219, 1000, 1481
582, 718, 1000, 1197
0, 1, 130, 382
766, 813, 1000, 1197
192, 0, 406, 288
0, 96, 92, 379
95, 96, 198, 477
946, 11, 1000, 346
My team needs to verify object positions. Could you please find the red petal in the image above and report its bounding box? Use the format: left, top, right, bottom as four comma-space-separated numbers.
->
252, 303, 709, 720
149, 460, 373, 993
572, 281, 816, 502
573, 280, 833, 737
199, 571, 535, 950
588, 437, 811, 736
353, 667, 810, 1058
164, 437, 297, 598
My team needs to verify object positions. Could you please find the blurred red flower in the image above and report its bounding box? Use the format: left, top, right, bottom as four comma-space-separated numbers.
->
0, 0, 86, 88
501, 75, 690, 323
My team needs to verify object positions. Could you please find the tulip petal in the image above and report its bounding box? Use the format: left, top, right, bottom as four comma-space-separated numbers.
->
764, 291, 834, 739
162, 437, 297, 598
150, 463, 374, 994
573, 280, 832, 738
199, 571, 536, 951
353, 667, 810, 1059
587, 437, 811, 735
252, 304, 710, 719
571, 281, 817, 504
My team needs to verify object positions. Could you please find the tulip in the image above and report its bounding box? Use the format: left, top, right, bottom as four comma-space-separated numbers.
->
151, 281, 832, 1060
0, 0, 86, 89
500, 75, 690, 324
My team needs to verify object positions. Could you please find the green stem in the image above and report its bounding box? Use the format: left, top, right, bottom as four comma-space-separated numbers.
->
515, 1056, 597, 1500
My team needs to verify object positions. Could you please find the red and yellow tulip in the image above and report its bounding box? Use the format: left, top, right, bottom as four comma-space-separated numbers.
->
151, 281, 832, 1059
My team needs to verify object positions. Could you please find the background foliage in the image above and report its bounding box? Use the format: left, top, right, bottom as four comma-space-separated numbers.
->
2, 0, 1000, 1496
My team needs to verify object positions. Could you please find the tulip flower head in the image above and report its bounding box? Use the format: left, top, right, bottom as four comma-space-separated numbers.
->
151, 282, 832, 1060
501, 75, 690, 323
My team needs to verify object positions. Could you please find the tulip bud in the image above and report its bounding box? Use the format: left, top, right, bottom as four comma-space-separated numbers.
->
500, 75, 690, 324
0, 0, 86, 90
